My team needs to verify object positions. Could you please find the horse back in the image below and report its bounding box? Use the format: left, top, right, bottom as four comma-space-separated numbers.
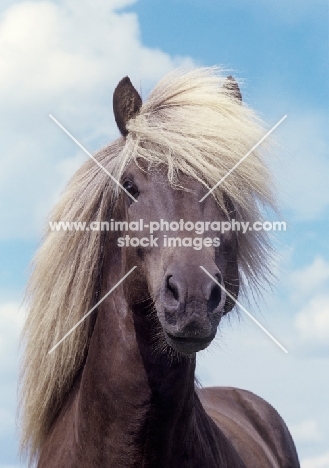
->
198, 386, 300, 468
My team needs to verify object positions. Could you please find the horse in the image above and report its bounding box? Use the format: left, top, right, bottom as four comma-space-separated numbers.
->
20, 67, 300, 467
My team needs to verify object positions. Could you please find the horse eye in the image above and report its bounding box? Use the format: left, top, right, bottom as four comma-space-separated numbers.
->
122, 180, 139, 200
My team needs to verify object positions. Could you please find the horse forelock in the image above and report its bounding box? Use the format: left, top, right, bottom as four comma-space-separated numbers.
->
19, 67, 276, 463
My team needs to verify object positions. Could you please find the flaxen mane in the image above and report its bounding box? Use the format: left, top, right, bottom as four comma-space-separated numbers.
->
20, 67, 275, 463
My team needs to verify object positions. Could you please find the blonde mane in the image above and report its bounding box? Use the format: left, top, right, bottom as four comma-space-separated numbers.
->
19, 67, 275, 464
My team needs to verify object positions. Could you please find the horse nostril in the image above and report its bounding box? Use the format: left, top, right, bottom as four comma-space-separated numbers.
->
167, 275, 179, 302
207, 274, 222, 313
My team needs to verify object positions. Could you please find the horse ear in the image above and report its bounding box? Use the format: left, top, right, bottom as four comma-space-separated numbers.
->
223, 75, 242, 103
113, 77, 142, 136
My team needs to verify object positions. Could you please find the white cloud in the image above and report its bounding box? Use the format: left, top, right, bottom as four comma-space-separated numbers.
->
302, 451, 329, 468
290, 257, 329, 302
0, 0, 175, 102
0, 0, 193, 240
287, 257, 329, 350
290, 419, 323, 444
294, 294, 329, 344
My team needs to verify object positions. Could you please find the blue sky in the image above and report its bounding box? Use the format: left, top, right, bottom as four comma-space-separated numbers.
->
0, 0, 328, 466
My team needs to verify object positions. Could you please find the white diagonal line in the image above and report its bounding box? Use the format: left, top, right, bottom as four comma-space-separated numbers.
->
199, 115, 287, 202
200, 266, 288, 353
48, 266, 137, 354
49, 114, 138, 202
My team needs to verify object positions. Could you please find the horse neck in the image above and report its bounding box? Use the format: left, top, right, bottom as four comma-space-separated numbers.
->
76, 286, 198, 466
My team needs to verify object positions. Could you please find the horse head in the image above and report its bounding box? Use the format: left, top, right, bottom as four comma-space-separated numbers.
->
112, 77, 240, 355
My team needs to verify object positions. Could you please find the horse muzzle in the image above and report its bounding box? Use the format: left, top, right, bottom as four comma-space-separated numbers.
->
158, 267, 226, 354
